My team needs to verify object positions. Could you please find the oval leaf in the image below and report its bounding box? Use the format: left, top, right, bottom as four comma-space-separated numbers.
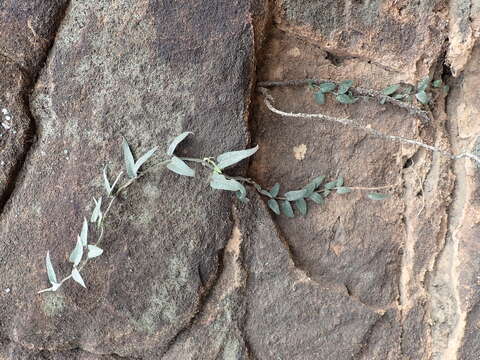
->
314, 91, 325, 105
267, 199, 280, 215
71, 268, 86, 288
167, 156, 195, 177
284, 189, 306, 201
87, 245, 104, 259
336, 93, 358, 104
319, 82, 337, 93
270, 183, 280, 197
382, 84, 400, 96
167, 132, 193, 156
417, 77, 430, 92
310, 175, 325, 189
217, 145, 259, 170
122, 138, 137, 178
45, 252, 58, 286
432, 79, 442, 88
280, 200, 294, 218
309, 192, 324, 204
415, 90, 429, 105
338, 80, 353, 94
367, 192, 391, 200
210, 173, 244, 196
295, 198, 307, 216
69, 237, 84, 267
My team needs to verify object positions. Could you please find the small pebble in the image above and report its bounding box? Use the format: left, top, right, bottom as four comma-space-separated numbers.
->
5, 288, 10, 293
1, 108, 8, 115
4, 116, 11, 121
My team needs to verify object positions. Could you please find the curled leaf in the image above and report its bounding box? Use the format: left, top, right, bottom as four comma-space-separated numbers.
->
69, 237, 84, 267
167, 132, 193, 156
90, 197, 102, 223
134, 146, 158, 174
45, 252, 58, 286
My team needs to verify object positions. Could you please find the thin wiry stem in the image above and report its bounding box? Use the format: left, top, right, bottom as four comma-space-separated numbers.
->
257, 78, 432, 124
258, 87, 480, 165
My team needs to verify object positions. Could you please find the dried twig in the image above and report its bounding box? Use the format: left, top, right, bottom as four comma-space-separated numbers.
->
257, 78, 432, 124
258, 87, 480, 165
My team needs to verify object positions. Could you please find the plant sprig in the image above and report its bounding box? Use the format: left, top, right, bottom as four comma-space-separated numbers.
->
38, 133, 391, 293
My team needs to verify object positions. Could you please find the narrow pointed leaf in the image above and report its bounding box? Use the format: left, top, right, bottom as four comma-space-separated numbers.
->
338, 80, 353, 94
103, 167, 112, 195
45, 252, 58, 285
80, 218, 88, 246
295, 198, 308, 216
368, 192, 390, 200
167, 156, 195, 177
216, 145, 259, 170
267, 199, 280, 215
134, 146, 158, 173
122, 138, 137, 178
309, 192, 324, 204
69, 237, 84, 266
259, 189, 272, 198
284, 189, 306, 201
90, 197, 102, 223
280, 200, 294, 218
270, 183, 280, 197
382, 84, 400, 96
167, 132, 193, 156
337, 176, 344, 187
87, 245, 104, 259
71, 268, 86, 288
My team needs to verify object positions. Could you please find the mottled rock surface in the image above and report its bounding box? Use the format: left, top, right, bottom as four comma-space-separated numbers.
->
1, 0, 480, 359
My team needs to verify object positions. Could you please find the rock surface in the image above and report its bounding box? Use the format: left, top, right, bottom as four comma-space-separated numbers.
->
0, 0, 479, 359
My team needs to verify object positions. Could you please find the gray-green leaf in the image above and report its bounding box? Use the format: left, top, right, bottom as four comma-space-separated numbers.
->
415, 90, 429, 105
167, 132, 193, 156
216, 145, 259, 169
311, 175, 325, 188
280, 200, 294, 218
270, 183, 280, 197
90, 197, 102, 223
309, 192, 324, 204
336, 186, 352, 194
71, 268, 86, 288
103, 167, 122, 196
338, 80, 353, 94
167, 156, 195, 177
295, 198, 307, 216
336, 176, 344, 187
134, 146, 158, 174
367, 192, 390, 200
122, 138, 136, 179
432, 79, 442, 88
210, 173, 246, 199
80, 218, 88, 247
284, 189, 306, 201
87, 245, 103, 259
45, 252, 58, 286
314, 91, 325, 105
319, 82, 337, 93
267, 199, 280, 215
303, 182, 316, 197
69, 237, 84, 267
336, 93, 358, 104
417, 77, 430, 92
382, 84, 400, 96
325, 180, 338, 190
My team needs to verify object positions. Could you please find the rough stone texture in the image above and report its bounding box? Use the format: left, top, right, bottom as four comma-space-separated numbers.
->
0, 0, 254, 358
1, 0, 480, 359
277, 0, 448, 80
